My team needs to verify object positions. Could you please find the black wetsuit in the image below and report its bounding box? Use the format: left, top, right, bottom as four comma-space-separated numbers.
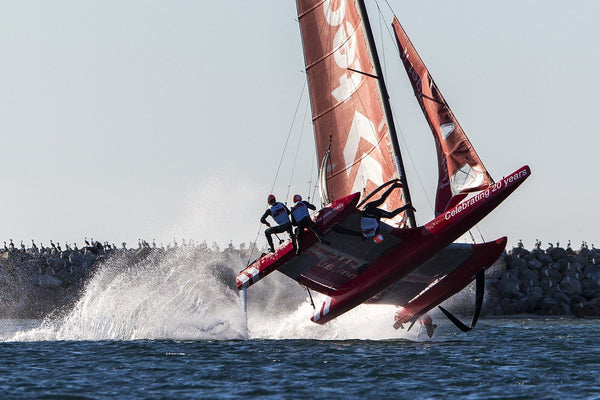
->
361, 184, 414, 238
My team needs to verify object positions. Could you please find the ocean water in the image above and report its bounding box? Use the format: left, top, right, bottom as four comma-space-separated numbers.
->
1, 249, 599, 399
1, 318, 599, 399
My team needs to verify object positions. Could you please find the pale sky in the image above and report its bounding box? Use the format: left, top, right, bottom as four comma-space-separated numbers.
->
0, 1, 598, 250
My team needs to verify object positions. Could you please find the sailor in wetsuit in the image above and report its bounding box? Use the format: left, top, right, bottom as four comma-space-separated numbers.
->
260, 194, 296, 253
361, 182, 416, 240
290, 194, 329, 255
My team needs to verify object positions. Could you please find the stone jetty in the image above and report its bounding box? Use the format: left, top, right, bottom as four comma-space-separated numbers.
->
484, 241, 600, 317
0, 239, 243, 319
0, 238, 598, 319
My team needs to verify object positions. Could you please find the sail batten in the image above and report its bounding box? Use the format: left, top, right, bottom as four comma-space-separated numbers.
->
392, 17, 493, 216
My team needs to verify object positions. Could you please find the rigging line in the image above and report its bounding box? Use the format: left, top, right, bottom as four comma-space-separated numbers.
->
466, 225, 486, 245
310, 143, 321, 205
468, 229, 477, 244
311, 179, 319, 205
375, 0, 387, 76
476, 225, 485, 242
300, 4, 334, 206
245, 225, 264, 266
304, 6, 336, 195
377, 5, 494, 183
308, 5, 336, 163
376, 1, 404, 53
286, 90, 311, 202
308, 131, 318, 202
374, 5, 488, 216
391, 108, 435, 213
361, 2, 434, 220
324, 123, 391, 181
383, 0, 395, 15
271, 81, 307, 195
296, 8, 331, 204
385, 0, 394, 14
354, 2, 415, 214
374, 0, 433, 213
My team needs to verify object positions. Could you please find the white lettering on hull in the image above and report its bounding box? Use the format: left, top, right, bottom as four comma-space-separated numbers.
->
444, 168, 529, 221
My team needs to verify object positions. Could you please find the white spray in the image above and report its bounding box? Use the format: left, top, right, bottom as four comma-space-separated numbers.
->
6, 245, 427, 341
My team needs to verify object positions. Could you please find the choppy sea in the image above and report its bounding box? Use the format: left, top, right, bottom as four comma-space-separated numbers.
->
2, 318, 599, 399
1, 249, 598, 399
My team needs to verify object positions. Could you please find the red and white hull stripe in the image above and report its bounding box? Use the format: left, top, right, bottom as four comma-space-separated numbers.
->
311, 297, 332, 322
236, 266, 261, 289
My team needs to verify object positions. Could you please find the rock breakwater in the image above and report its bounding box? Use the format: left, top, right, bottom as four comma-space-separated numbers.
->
485, 241, 600, 317
0, 240, 246, 319
1, 238, 598, 320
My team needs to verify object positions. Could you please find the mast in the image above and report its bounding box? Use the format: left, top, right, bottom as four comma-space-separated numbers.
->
355, 0, 416, 228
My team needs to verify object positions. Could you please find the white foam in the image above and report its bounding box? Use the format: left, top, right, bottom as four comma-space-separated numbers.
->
5, 247, 434, 342
9, 247, 247, 341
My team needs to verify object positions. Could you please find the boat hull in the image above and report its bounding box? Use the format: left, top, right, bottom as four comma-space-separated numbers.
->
311, 165, 530, 323
393, 237, 506, 325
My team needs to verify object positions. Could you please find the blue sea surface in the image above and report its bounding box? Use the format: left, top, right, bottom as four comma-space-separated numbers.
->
1, 318, 599, 399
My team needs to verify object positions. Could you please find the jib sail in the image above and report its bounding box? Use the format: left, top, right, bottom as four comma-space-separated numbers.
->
392, 17, 493, 216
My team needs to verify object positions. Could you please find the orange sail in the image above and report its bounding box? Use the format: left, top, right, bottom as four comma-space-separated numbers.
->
392, 17, 493, 216
296, 0, 409, 226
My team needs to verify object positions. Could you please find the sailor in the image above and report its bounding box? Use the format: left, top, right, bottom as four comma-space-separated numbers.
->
290, 194, 329, 255
361, 182, 416, 241
393, 311, 437, 338
260, 194, 296, 253
419, 314, 438, 339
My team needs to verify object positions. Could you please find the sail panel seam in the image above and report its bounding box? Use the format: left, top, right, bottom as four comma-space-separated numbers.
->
297, 0, 326, 21
304, 20, 362, 71
309, 74, 369, 122
326, 130, 391, 180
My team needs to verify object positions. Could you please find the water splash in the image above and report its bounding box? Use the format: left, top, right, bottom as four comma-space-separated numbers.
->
5, 246, 427, 341
10, 247, 246, 341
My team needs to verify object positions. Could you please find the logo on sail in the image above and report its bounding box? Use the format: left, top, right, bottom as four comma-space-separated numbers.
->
326, 0, 363, 102
440, 123, 455, 140
324, 0, 385, 194
343, 111, 385, 193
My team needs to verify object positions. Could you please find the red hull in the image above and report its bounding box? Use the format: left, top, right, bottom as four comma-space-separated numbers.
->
236, 193, 360, 290
394, 237, 507, 324
311, 165, 530, 323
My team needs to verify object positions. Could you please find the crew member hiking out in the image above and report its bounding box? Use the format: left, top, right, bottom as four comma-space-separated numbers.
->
290, 194, 329, 255
361, 182, 416, 241
260, 194, 296, 253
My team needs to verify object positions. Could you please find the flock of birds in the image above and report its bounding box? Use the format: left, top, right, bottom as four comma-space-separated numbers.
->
1, 237, 202, 255
517, 239, 597, 253
2, 237, 595, 256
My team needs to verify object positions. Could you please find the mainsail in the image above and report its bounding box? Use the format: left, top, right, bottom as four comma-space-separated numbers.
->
392, 17, 493, 216
296, 0, 410, 226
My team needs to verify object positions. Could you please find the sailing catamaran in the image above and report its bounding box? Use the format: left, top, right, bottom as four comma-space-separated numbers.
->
236, 0, 530, 332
